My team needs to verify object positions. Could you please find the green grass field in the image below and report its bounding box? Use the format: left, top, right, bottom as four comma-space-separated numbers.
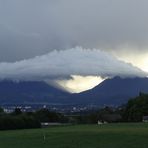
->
0, 123, 148, 148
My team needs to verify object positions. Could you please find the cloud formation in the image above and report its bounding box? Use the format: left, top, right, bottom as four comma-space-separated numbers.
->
0, 47, 147, 81
0, 0, 148, 62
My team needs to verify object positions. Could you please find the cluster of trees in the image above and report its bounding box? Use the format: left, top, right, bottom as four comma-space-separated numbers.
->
0, 108, 68, 130
0, 108, 40, 130
34, 108, 69, 123
0, 115, 40, 130
122, 92, 148, 122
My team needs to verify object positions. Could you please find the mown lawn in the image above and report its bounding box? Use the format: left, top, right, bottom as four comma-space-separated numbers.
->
0, 123, 148, 148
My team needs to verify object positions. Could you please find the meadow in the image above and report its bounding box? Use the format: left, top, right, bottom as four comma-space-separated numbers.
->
0, 123, 148, 148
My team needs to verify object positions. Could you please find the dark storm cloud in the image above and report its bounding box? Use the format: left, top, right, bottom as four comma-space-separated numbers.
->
0, 0, 148, 62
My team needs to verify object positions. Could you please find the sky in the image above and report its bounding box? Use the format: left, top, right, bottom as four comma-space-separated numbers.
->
0, 0, 148, 92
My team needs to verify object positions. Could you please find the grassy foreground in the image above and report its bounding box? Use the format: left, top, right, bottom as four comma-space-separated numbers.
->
0, 123, 148, 148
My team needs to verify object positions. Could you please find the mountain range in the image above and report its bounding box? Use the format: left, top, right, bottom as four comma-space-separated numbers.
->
0, 76, 148, 106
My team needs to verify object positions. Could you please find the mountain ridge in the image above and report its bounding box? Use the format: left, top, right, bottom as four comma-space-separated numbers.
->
0, 77, 148, 106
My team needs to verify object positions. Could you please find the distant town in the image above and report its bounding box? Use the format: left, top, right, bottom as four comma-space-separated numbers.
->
2, 104, 100, 115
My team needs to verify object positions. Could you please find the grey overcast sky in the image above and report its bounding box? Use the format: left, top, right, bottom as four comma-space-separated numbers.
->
0, 0, 148, 92
0, 0, 148, 62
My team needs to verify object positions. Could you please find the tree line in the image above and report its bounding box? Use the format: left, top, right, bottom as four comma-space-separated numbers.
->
0, 108, 68, 130
0, 92, 148, 130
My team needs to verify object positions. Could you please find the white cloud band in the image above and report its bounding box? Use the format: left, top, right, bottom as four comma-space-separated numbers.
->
0, 47, 147, 81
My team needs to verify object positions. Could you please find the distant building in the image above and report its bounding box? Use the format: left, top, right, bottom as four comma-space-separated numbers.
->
97, 121, 103, 125
97, 120, 108, 125
41, 122, 63, 128
143, 116, 148, 122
